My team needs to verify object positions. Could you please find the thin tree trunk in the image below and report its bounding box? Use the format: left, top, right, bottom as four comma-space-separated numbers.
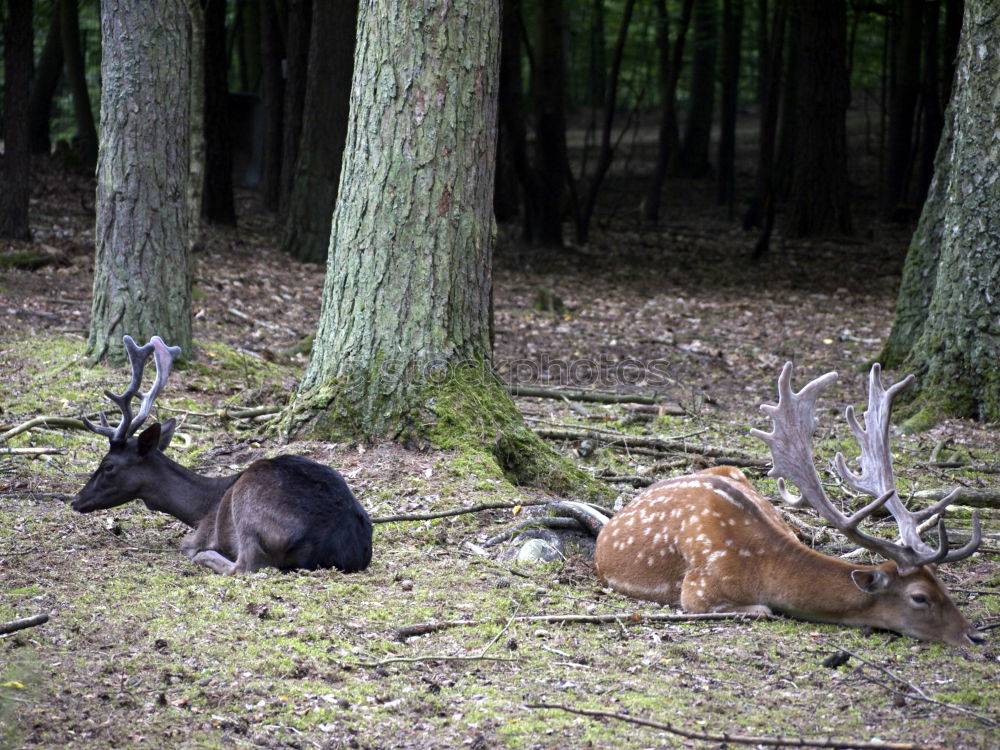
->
716, 0, 743, 213
0, 0, 33, 240
202, 0, 236, 225
916, 0, 943, 203
188, 0, 206, 253
643, 0, 694, 223
88, 0, 192, 363
678, 0, 717, 177
28, 6, 62, 155
532, 0, 570, 247
280, 0, 357, 263
574, 0, 637, 245
786, 0, 851, 237
258, 0, 284, 210
882, 0, 924, 216
280, 0, 312, 210
743, 0, 786, 238
60, 0, 98, 170
497, 0, 538, 242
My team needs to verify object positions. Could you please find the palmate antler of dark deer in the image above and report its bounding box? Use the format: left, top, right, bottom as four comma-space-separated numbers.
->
74, 335, 373, 575
81, 335, 182, 442
750, 362, 981, 575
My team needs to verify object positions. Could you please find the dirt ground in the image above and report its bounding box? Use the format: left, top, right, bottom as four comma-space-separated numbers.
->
1, 159, 998, 749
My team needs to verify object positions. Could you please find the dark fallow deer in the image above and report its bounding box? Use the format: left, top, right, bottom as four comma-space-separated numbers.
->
595, 363, 984, 647
73, 335, 373, 575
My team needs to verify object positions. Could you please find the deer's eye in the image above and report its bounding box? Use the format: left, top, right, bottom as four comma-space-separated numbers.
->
102, 464, 116, 476
910, 593, 929, 606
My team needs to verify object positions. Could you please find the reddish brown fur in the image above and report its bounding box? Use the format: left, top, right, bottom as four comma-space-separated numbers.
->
594, 467, 981, 646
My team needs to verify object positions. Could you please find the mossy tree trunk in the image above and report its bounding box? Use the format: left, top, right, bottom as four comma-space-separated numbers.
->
283, 0, 600, 497
88, 0, 192, 364
885, 0, 1000, 423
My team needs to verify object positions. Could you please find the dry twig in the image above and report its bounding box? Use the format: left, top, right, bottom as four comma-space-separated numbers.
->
395, 610, 775, 639
526, 702, 947, 750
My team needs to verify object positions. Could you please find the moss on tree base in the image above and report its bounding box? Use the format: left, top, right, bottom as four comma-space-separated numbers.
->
277, 363, 612, 502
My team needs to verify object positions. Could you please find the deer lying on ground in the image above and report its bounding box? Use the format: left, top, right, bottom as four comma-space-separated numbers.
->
73, 335, 373, 575
594, 363, 984, 646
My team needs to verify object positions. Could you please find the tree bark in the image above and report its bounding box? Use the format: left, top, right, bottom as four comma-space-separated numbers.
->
88, 0, 192, 364
59, 0, 98, 170
202, 0, 237, 225
188, 0, 206, 253
678, 0, 717, 177
574, 0, 637, 245
280, 0, 357, 263
643, 0, 694, 223
881, 0, 924, 216
889, 0, 1000, 422
258, 0, 285, 210
0, 0, 33, 240
715, 0, 743, 213
531, 0, 570, 247
279, 0, 312, 210
786, 0, 852, 237
28, 5, 62, 155
283, 0, 597, 498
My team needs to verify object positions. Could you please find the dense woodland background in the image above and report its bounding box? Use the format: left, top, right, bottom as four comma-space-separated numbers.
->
1, 1, 999, 748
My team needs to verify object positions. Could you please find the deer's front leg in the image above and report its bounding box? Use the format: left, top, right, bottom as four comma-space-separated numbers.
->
190, 550, 239, 575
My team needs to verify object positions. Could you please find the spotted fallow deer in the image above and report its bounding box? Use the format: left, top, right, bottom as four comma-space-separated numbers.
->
73, 335, 373, 575
594, 363, 984, 646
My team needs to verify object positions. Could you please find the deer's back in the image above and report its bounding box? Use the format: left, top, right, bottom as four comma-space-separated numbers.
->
219, 455, 373, 572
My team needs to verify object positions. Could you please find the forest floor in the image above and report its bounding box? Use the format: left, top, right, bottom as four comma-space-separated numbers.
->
1, 158, 998, 749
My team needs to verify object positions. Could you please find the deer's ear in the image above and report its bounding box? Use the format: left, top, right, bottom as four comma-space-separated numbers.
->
137, 423, 163, 456
157, 418, 178, 451
851, 568, 891, 594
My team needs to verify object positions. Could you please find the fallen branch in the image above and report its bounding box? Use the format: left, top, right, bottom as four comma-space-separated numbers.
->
0, 447, 65, 456
343, 654, 521, 668
526, 703, 946, 750
533, 426, 769, 467
483, 517, 584, 547
912, 488, 1000, 509
396, 610, 775, 639
0, 613, 49, 636
0, 416, 85, 444
820, 640, 997, 726
372, 499, 553, 524
508, 385, 665, 406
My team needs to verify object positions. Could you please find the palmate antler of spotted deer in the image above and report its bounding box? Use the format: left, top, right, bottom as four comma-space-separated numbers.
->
595, 363, 984, 646
74, 335, 373, 575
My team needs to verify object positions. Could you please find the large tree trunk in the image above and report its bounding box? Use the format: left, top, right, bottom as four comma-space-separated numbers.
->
280, 0, 357, 263
677, 0, 717, 177
887, 0, 1000, 423
0, 0, 33, 241
1, 0, 33, 240
531, 0, 570, 247
28, 5, 62, 155
283, 0, 595, 495
88, 0, 192, 364
202, 0, 237, 225
786, 0, 851, 236
60, 0, 98, 170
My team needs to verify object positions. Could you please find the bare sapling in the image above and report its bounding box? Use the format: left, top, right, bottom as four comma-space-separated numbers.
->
73, 335, 372, 575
